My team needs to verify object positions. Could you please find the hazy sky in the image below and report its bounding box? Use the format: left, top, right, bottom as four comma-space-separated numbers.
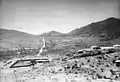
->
0, 0, 120, 34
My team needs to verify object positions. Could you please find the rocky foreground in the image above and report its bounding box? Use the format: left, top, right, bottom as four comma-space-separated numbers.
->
0, 52, 120, 82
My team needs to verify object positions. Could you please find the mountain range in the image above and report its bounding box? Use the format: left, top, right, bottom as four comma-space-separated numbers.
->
41, 17, 120, 39
0, 17, 120, 50
1, 17, 120, 38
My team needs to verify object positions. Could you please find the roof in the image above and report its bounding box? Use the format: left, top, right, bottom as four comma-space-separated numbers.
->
113, 44, 120, 47
101, 47, 114, 49
83, 48, 91, 51
115, 60, 120, 62
77, 49, 84, 51
91, 46, 99, 48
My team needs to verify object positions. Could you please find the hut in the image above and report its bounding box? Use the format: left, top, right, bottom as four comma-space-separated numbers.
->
113, 44, 120, 52
113, 44, 120, 49
115, 60, 120, 67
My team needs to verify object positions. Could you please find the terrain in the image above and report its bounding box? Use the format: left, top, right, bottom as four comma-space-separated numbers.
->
0, 29, 43, 60
0, 48, 120, 82
42, 17, 120, 55
67, 17, 120, 39
0, 17, 120, 82
1, 17, 120, 60
0, 29, 42, 50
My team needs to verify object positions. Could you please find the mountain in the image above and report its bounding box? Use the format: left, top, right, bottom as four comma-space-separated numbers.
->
68, 17, 120, 40
0, 29, 41, 50
40, 31, 63, 37
0, 29, 36, 38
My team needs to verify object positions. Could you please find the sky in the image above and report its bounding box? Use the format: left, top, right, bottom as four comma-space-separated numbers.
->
0, 0, 120, 35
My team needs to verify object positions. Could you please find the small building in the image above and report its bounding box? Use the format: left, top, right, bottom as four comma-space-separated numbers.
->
115, 60, 120, 67
113, 44, 120, 49
113, 44, 120, 52
91, 46, 101, 50
76, 50, 84, 54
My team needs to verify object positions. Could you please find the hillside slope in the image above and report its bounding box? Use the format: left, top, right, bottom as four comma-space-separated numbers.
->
0, 29, 42, 50
68, 17, 120, 40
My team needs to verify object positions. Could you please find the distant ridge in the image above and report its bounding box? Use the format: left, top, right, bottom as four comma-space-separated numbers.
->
0, 29, 40, 50
40, 31, 63, 37
0, 28, 36, 37
1, 17, 120, 39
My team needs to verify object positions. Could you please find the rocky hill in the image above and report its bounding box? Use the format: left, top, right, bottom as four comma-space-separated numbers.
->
67, 17, 120, 40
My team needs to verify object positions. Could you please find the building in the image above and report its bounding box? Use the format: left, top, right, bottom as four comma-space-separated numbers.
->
113, 44, 120, 49
115, 60, 120, 67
